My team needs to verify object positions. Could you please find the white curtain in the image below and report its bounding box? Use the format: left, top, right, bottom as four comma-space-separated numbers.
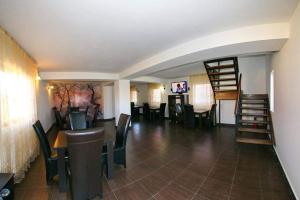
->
0, 28, 39, 182
130, 86, 137, 104
148, 83, 162, 107
190, 74, 214, 110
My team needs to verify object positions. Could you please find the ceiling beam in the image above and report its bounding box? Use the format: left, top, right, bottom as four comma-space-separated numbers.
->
119, 23, 289, 79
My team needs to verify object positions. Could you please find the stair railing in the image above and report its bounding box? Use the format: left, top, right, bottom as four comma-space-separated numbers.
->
234, 73, 242, 115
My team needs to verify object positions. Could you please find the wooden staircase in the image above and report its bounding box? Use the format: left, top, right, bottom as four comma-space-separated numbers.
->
204, 57, 239, 100
235, 94, 275, 145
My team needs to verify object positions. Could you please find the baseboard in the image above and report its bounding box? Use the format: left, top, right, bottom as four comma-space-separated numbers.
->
217, 123, 235, 127
273, 146, 298, 200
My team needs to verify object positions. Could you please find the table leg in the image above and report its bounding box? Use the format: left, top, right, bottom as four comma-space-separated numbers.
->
106, 140, 114, 179
57, 149, 67, 192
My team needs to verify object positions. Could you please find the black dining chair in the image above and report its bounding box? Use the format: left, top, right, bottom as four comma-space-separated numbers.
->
130, 102, 139, 118
65, 128, 105, 200
159, 103, 166, 119
93, 104, 100, 124
204, 104, 217, 128
69, 112, 87, 130
184, 104, 196, 128
32, 120, 58, 184
102, 113, 131, 171
175, 103, 184, 123
152, 103, 166, 120
143, 103, 150, 120
53, 107, 67, 130
69, 106, 80, 113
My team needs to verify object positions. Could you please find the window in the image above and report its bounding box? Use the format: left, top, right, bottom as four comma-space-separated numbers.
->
193, 83, 213, 109
152, 89, 161, 103
150, 89, 161, 106
130, 90, 137, 103
270, 70, 274, 112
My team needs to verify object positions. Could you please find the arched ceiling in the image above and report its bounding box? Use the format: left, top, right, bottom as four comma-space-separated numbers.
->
0, 0, 298, 78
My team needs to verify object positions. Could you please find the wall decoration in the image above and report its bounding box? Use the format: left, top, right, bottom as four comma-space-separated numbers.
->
51, 81, 103, 118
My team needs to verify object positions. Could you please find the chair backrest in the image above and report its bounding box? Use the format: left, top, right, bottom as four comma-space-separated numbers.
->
175, 103, 183, 114
69, 112, 87, 130
70, 107, 80, 112
143, 103, 150, 118
66, 128, 104, 200
130, 102, 135, 113
184, 104, 195, 128
53, 108, 64, 129
130, 102, 135, 108
115, 114, 131, 149
93, 104, 100, 122
209, 104, 217, 120
159, 103, 166, 117
32, 120, 51, 159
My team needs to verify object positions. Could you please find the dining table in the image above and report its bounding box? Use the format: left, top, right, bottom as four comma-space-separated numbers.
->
53, 128, 114, 192
194, 108, 210, 126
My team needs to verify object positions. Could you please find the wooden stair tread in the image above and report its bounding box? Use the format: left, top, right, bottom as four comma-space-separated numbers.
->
242, 94, 268, 98
241, 101, 267, 104
240, 107, 268, 110
215, 89, 238, 92
212, 84, 237, 87
206, 64, 235, 70
238, 128, 271, 134
208, 71, 236, 76
239, 120, 268, 124
210, 78, 236, 82
240, 113, 268, 117
236, 138, 272, 145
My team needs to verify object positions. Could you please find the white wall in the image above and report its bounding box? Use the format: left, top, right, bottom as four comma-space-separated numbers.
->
218, 56, 269, 124
102, 85, 114, 119
114, 80, 130, 124
270, 3, 300, 198
36, 80, 55, 131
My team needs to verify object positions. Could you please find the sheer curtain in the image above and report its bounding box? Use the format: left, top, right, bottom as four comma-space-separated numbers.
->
0, 28, 39, 182
130, 86, 137, 104
190, 74, 214, 110
148, 83, 162, 107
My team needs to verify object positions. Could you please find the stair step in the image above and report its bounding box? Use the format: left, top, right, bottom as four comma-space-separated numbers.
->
210, 78, 236, 82
240, 113, 268, 117
239, 120, 268, 124
212, 84, 237, 87
215, 89, 238, 92
208, 71, 236, 76
206, 64, 235, 70
240, 107, 268, 110
236, 138, 272, 145
241, 101, 267, 105
242, 94, 268, 99
238, 128, 271, 134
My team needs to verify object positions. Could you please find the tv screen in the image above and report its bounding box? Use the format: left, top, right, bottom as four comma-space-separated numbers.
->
171, 81, 188, 94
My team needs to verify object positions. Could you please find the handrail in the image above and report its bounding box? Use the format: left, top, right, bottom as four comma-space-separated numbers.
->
234, 73, 242, 115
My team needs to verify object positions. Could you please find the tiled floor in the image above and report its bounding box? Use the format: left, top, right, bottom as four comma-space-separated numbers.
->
14, 118, 295, 200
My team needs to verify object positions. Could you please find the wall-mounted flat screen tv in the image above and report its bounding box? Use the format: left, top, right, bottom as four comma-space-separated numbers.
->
171, 81, 188, 94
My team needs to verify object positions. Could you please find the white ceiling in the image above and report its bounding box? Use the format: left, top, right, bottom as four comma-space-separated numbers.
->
0, 0, 298, 73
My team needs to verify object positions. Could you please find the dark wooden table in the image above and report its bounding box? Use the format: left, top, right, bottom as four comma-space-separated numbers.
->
194, 109, 209, 127
0, 173, 14, 200
53, 129, 114, 192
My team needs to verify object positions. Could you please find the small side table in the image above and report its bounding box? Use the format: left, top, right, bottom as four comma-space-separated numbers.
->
0, 173, 14, 200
